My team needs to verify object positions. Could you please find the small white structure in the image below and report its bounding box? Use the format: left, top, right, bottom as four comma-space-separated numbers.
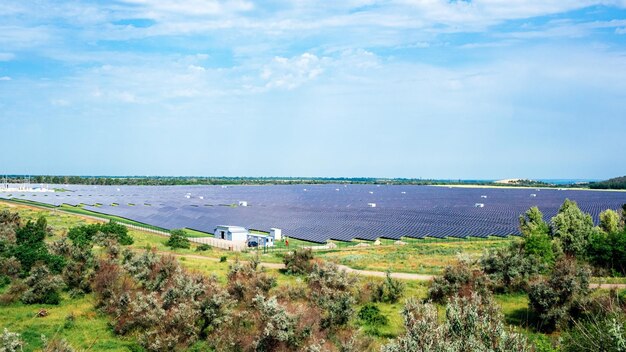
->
238, 201, 248, 207
401, 191, 406, 194
214, 225, 248, 242
247, 233, 274, 247
368, 202, 377, 208
475, 203, 485, 208
481, 195, 487, 198
530, 194, 537, 197
270, 228, 282, 240
369, 191, 374, 194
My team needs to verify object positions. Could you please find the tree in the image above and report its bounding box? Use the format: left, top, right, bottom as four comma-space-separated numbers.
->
68, 222, 133, 247
382, 294, 532, 352
519, 206, 550, 237
550, 199, 594, 256
599, 209, 622, 235
165, 229, 190, 249
528, 257, 591, 332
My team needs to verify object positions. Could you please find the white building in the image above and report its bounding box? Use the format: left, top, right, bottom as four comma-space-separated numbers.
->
238, 201, 248, 207
270, 228, 282, 240
214, 225, 249, 242
247, 233, 274, 247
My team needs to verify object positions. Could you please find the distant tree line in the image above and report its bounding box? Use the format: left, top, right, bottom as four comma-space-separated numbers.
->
1, 174, 584, 188
589, 175, 626, 190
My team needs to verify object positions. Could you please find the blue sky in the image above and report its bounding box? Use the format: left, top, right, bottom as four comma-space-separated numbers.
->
1, 1, 625, 179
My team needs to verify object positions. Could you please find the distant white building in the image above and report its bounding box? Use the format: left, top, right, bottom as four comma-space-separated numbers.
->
247, 233, 274, 247
238, 201, 248, 207
475, 203, 485, 208
270, 228, 282, 240
214, 225, 276, 247
368, 203, 377, 208
214, 225, 249, 242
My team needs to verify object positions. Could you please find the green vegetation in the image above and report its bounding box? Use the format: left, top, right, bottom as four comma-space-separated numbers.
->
589, 175, 626, 190
1, 200, 626, 351
166, 229, 191, 249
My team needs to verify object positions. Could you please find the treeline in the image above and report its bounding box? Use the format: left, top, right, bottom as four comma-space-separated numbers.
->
589, 175, 626, 190
4, 175, 574, 188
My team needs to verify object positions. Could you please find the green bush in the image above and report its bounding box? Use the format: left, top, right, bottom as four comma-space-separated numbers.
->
428, 255, 490, 303
382, 294, 532, 352
480, 242, 545, 293
20, 264, 63, 305
165, 229, 190, 249
372, 271, 405, 303
219, 256, 227, 263
358, 303, 388, 326
283, 248, 314, 275
528, 257, 591, 332
68, 221, 133, 247
550, 199, 594, 256
196, 244, 211, 252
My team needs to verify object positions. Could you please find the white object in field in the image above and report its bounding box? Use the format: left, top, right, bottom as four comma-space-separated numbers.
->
368, 203, 377, 208
373, 239, 381, 246
394, 240, 407, 245
116, 188, 120, 192
199, 196, 204, 200
185, 195, 191, 199
303, 188, 307, 191
401, 191, 406, 194
481, 195, 487, 198
247, 233, 274, 247
270, 228, 282, 241
354, 243, 370, 247
369, 191, 374, 194
214, 225, 249, 242
335, 188, 340, 191
530, 194, 537, 197
475, 203, 485, 208
238, 201, 248, 207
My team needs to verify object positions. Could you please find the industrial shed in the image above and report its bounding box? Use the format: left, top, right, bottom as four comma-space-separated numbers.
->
214, 225, 249, 242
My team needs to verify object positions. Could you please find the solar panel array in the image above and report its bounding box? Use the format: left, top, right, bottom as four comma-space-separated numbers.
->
1, 184, 625, 243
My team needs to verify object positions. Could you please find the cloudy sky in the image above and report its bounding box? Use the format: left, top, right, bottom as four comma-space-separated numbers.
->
1, 1, 625, 179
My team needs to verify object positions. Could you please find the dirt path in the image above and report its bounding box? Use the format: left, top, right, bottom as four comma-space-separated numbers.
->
169, 252, 626, 289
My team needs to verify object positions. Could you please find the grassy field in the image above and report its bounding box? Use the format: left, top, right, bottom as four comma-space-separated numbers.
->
317, 236, 515, 274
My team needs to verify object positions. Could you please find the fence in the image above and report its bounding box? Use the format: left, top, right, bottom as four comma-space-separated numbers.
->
190, 236, 247, 251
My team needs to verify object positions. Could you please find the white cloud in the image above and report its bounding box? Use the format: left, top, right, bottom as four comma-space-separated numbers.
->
0, 76, 11, 81
260, 53, 327, 90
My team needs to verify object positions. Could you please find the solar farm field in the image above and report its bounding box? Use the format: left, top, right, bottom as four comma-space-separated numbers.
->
1, 184, 624, 243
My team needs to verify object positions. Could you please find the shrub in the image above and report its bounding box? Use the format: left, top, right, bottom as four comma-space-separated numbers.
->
20, 264, 63, 305
480, 242, 545, 293
165, 229, 190, 249
358, 303, 388, 326
12, 219, 65, 274
226, 260, 276, 302
283, 248, 314, 275
308, 262, 357, 329
372, 271, 405, 303
0, 328, 23, 352
196, 244, 210, 252
252, 295, 307, 350
41, 335, 75, 352
68, 222, 133, 247
428, 255, 490, 303
382, 293, 532, 352
219, 256, 227, 263
528, 257, 591, 332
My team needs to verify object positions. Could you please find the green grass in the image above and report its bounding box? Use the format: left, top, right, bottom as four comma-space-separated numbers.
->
0, 292, 136, 351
